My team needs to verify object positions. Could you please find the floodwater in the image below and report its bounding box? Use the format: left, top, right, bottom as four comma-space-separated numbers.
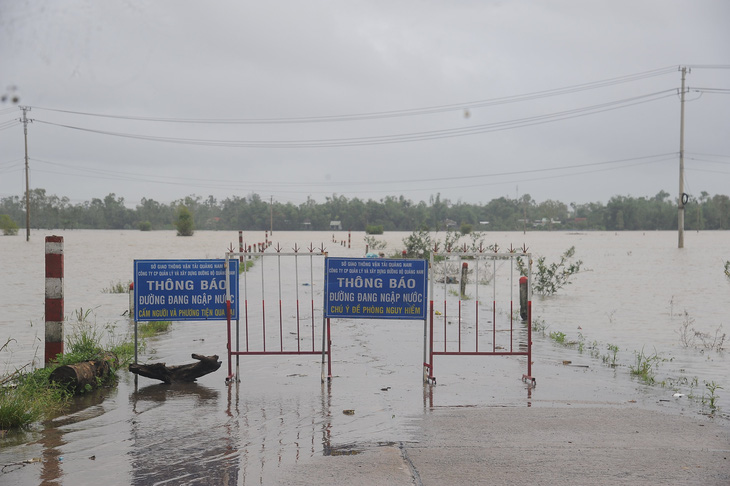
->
1, 229, 728, 485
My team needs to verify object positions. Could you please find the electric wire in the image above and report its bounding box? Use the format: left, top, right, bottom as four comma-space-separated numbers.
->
0, 119, 20, 131
686, 151, 730, 159
31, 66, 678, 124
686, 166, 730, 175
691, 88, 730, 94
687, 64, 730, 69
686, 156, 730, 165
31, 90, 677, 148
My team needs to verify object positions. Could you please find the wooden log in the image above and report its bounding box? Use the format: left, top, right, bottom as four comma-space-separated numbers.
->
128, 354, 221, 384
49, 354, 117, 394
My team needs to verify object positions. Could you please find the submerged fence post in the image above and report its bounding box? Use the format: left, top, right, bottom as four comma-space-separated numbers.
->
519, 276, 528, 321
460, 262, 468, 298
129, 282, 134, 317
45, 235, 64, 365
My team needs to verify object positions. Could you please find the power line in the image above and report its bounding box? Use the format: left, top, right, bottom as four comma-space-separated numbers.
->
685, 151, 730, 159
0, 106, 19, 116
686, 64, 730, 70
0, 119, 19, 131
31, 90, 677, 148
31, 66, 678, 125
687, 167, 730, 175
691, 87, 730, 94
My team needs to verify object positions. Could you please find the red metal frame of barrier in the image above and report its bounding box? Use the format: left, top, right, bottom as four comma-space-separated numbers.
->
224, 244, 331, 383
426, 250, 534, 386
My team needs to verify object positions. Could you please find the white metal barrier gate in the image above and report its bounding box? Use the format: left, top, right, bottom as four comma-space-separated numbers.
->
426, 251, 534, 384
224, 247, 330, 383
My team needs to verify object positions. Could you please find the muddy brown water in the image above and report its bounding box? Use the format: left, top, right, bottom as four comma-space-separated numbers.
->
1, 230, 728, 484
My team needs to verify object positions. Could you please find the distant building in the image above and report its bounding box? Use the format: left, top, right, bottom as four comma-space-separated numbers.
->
329, 220, 342, 230
532, 218, 561, 227
444, 219, 457, 229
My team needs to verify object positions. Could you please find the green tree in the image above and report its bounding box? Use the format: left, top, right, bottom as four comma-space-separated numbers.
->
175, 205, 195, 236
5, 186, 730, 233
136, 197, 173, 230
0, 196, 24, 226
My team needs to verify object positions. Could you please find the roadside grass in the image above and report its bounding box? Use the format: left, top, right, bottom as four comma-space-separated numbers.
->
1, 315, 135, 431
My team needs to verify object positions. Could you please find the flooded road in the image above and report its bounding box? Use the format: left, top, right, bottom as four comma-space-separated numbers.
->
1, 229, 728, 484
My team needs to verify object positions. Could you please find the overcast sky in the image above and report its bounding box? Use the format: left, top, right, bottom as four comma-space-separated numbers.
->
1, 1, 728, 208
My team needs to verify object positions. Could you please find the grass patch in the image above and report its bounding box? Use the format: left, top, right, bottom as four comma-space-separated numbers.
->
138, 320, 172, 338
703, 381, 723, 413
448, 288, 471, 300
602, 343, 620, 367
102, 281, 131, 294
239, 259, 255, 274
0, 373, 63, 430
629, 347, 666, 385
0, 314, 135, 431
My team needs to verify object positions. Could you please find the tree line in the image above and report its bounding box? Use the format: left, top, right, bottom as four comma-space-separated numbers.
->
1, 188, 729, 233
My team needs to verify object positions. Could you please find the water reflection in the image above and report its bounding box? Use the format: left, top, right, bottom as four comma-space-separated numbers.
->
129, 382, 238, 485
38, 387, 115, 486
423, 379, 534, 410
229, 379, 333, 482
38, 426, 63, 486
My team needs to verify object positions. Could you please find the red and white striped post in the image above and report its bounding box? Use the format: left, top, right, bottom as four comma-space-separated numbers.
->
45, 235, 64, 365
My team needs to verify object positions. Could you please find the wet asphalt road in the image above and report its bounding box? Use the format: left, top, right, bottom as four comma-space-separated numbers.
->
272, 406, 730, 485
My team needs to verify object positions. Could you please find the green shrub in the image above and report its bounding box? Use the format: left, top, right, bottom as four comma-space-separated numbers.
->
517, 246, 584, 296
138, 221, 152, 231
549, 331, 566, 344
402, 227, 433, 259
365, 224, 384, 235
175, 205, 194, 236
0, 214, 19, 236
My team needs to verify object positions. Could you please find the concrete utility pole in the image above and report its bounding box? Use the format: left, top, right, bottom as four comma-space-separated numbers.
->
677, 67, 689, 249
21, 106, 31, 242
